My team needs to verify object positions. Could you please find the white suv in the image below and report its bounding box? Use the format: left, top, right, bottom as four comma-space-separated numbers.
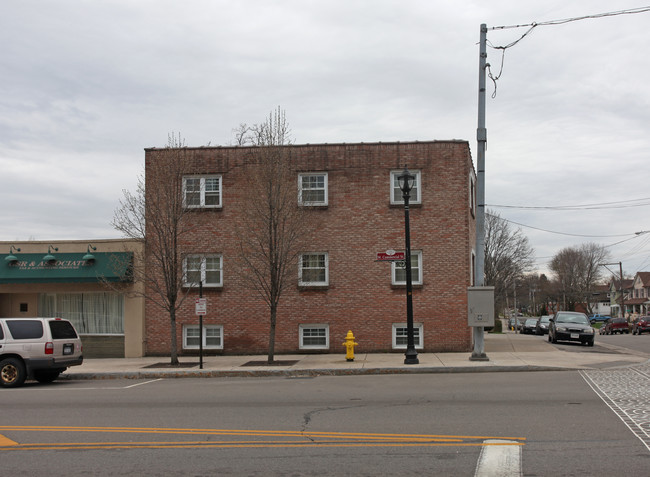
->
0, 318, 83, 388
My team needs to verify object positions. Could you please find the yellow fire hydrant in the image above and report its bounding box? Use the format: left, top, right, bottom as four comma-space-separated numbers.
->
342, 330, 358, 361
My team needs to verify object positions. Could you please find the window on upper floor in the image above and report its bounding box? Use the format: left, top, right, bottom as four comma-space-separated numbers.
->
469, 173, 476, 217
391, 251, 422, 286
183, 254, 223, 287
298, 173, 328, 206
390, 170, 421, 205
299, 253, 329, 286
183, 175, 222, 208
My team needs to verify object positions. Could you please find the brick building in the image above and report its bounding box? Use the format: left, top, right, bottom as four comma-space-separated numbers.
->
144, 141, 476, 356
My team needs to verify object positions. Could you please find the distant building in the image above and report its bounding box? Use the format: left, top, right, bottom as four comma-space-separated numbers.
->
0, 239, 145, 357
144, 141, 476, 356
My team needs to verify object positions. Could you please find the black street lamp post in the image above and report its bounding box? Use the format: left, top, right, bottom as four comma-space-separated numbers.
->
397, 167, 419, 365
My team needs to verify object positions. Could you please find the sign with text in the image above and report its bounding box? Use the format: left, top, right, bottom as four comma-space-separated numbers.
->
376, 250, 405, 261
195, 297, 207, 316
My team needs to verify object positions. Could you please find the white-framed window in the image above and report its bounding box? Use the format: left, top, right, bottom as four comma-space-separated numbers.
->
183, 255, 223, 287
299, 253, 329, 286
469, 172, 476, 217
392, 323, 424, 349
183, 175, 222, 208
299, 324, 329, 349
183, 324, 223, 350
298, 173, 328, 206
390, 170, 421, 205
470, 250, 476, 287
391, 251, 422, 285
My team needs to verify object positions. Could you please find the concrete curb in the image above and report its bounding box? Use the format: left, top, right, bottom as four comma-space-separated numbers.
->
62, 365, 576, 381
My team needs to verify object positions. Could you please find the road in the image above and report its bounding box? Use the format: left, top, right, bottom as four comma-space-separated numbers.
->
1, 365, 649, 476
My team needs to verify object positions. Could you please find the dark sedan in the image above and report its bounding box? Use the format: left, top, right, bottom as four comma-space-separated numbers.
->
549, 311, 595, 346
522, 318, 538, 334
536, 315, 552, 335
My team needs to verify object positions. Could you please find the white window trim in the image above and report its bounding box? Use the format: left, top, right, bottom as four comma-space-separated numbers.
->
182, 324, 224, 350
183, 175, 223, 209
298, 172, 328, 206
391, 251, 423, 286
469, 172, 476, 217
392, 323, 424, 349
183, 254, 223, 288
299, 252, 329, 287
299, 324, 330, 350
390, 170, 422, 205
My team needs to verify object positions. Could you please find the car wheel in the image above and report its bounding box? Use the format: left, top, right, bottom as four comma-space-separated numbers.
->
588, 339, 594, 347
33, 370, 62, 384
0, 358, 27, 388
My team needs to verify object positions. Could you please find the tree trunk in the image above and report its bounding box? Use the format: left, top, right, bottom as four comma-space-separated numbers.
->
268, 304, 277, 363
170, 307, 179, 365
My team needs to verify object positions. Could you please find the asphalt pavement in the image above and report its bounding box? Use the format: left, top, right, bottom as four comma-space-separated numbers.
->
62, 330, 650, 381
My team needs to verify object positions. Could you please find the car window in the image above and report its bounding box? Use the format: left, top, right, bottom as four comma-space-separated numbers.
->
49, 320, 78, 339
6, 320, 44, 339
0, 323, 4, 340
556, 313, 588, 325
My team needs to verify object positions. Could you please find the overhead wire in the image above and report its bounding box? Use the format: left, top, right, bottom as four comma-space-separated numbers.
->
484, 6, 650, 97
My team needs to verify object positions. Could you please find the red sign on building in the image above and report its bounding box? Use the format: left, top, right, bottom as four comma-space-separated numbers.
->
376, 250, 405, 261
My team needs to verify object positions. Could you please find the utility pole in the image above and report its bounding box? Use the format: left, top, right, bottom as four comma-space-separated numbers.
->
470, 24, 489, 361
600, 262, 625, 318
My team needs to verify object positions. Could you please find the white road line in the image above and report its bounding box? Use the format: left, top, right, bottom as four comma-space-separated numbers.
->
474, 440, 522, 477
123, 379, 164, 389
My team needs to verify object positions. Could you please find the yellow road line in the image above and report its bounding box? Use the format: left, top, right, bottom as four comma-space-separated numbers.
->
0, 434, 18, 446
0, 426, 526, 452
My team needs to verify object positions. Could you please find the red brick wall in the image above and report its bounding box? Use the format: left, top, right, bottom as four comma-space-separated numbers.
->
144, 141, 476, 355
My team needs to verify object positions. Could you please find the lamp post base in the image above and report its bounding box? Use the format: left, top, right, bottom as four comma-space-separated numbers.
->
469, 352, 490, 362
404, 348, 419, 365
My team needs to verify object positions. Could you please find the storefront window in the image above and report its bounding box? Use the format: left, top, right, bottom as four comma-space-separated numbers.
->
38, 293, 124, 334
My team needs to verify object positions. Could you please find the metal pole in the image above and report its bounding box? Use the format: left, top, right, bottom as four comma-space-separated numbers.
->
403, 191, 419, 365
471, 23, 489, 361
199, 280, 203, 370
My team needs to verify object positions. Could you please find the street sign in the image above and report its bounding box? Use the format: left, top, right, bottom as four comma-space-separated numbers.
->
376, 250, 405, 261
195, 297, 207, 316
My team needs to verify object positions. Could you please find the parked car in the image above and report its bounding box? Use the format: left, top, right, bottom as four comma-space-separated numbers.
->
603, 317, 630, 335
0, 317, 83, 388
589, 314, 611, 323
632, 316, 650, 335
536, 315, 552, 335
508, 318, 516, 330
548, 311, 595, 346
522, 318, 538, 334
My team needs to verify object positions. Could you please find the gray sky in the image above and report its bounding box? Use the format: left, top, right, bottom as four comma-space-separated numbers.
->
2, 0, 649, 279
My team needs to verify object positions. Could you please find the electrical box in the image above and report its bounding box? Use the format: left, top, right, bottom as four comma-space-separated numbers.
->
468, 286, 495, 327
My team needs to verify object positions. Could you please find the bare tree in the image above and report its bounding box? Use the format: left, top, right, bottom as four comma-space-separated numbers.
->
112, 133, 196, 365
236, 108, 313, 363
550, 243, 609, 312
484, 210, 535, 317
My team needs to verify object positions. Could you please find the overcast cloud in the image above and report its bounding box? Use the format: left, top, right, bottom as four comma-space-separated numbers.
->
2, 0, 649, 279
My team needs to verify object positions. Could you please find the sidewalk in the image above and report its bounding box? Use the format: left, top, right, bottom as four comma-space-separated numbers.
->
65, 332, 650, 380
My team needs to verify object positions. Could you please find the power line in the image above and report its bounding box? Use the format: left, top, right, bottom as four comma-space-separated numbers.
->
485, 6, 650, 97
490, 213, 631, 238
487, 197, 650, 211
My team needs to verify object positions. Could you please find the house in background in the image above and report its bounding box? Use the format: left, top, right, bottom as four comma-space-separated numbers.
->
627, 272, 650, 317
0, 239, 145, 357
609, 277, 634, 319
144, 141, 477, 356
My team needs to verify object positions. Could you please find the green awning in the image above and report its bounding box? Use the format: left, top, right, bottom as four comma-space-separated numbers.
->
0, 252, 133, 284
